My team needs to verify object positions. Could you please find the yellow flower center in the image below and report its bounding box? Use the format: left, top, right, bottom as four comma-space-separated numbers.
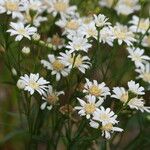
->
5, 1, 18, 11
120, 92, 128, 103
17, 28, 27, 36
124, 0, 133, 7
89, 85, 101, 96
47, 94, 58, 105
54, 2, 68, 12
66, 20, 79, 30
85, 103, 96, 114
99, 113, 109, 121
29, 81, 39, 89
115, 31, 126, 40
132, 55, 141, 61
143, 73, 150, 82
87, 29, 97, 37
139, 20, 149, 31
101, 123, 113, 131
52, 60, 65, 71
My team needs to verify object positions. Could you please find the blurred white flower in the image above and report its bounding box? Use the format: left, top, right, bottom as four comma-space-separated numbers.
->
17, 79, 26, 89
75, 95, 102, 119
129, 16, 150, 34
18, 73, 49, 95
136, 62, 150, 84
11, 68, 17, 76
99, 0, 114, 8
45, 0, 77, 18
99, 26, 114, 46
112, 23, 136, 46
7, 22, 37, 41
41, 85, 64, 110
41, 54, 70, 81
59, 51, 91, 73
115, 0, 140, 15
0, 0, 25, 19
127, 47, 150, 69
22, 46, 30, 54
142, 35, 150, 47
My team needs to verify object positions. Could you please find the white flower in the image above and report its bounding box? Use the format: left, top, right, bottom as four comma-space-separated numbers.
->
128, 97, 150, 113
99, 0, 114, 8
99, 26, 114, 46
66, 36, 92, 53
127, 47, 150, 69
83, 78, 110, 100
7, 22, 37, 41
18, 73, 49, 95
112, 23, 136, 46
115, 0, 140, 15
136, 62, 150, 84
59, 51, 91, 73
92, 106, 118, 125
94, 14, 111, 28
74, 95, 103, 119
142, 35, 150, 47
79, 22, 98, 39
90, 120, 123, 139
22, 46, 30, 54
40, 85, 64, 110
45, 0, 77, 18
111, 87, 128, 103
56, 16, 81, 34
129, 16, 150, 34
17, 79, 26, 89
128, 80, 145, 95
41, 54, 70, 81
0, 0, 25, 19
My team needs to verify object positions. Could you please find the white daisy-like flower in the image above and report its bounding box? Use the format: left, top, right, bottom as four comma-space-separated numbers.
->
0, 0, 25, 19
90, 120, 123, 139
115, 0, 140, 15
45, 0, 77, 18
7, 22, 37, 41
18, 73, 49, 95
40, 85, 64, 110
136, 62, 150, 84
127, 47, 150, 69
66, 36, 92, 53
128, 97, 150, 113
56, 16, 81, 34
94, 14, 111, 28
99, 0, 114, 8
74, 95, 103, 119
111, 87, 128, 103
92, 106, 118, 125
83, 78, 110, 100
79, 22, 98, 39
58, 51, 91, 73
142, 35, 150, 47
99, 26, 114, 46
129, 16, 150, 34
41, 54, 70, 81
128, 80, 145, 95
21, 10, 47, 27
23, 0, 45, 13
112, 23, 136, 46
